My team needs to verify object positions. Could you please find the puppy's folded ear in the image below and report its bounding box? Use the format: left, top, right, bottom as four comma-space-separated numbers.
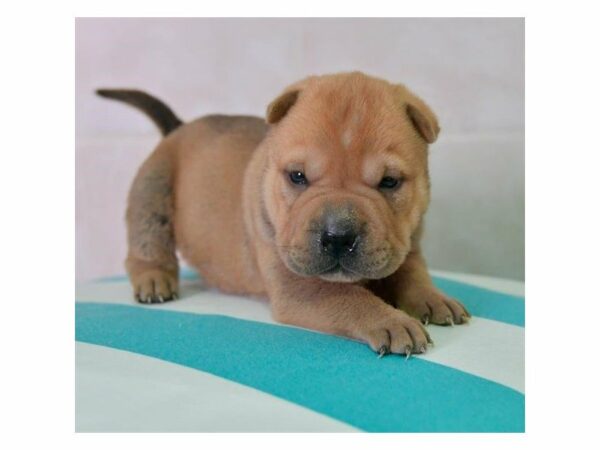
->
396, 84, 440, 144
266, 76, 317, 124
266, 89, 300, 124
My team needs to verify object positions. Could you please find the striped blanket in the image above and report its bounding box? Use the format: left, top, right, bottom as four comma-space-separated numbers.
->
75, 269, 524, 432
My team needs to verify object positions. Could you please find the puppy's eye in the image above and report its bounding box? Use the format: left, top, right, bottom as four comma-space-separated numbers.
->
378, 176, 403, 190
288, 170, 308, 186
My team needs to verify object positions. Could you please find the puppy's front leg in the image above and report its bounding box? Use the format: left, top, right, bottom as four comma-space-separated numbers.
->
371, 251, 471, 326
266, 266, 431, 356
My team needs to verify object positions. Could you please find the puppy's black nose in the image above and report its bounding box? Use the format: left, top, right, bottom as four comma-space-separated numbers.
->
321, 230, 358, 258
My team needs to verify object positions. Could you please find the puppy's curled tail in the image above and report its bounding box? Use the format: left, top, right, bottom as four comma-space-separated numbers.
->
96, 89, 183, 136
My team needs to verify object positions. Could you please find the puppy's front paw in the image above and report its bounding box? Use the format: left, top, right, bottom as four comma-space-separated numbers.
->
360, 310, 432, 357
399, 288, 471, 326
132, 269, 178, 304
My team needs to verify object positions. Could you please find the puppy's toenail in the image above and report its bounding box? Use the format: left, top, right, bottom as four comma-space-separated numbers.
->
378, 345, 389, 358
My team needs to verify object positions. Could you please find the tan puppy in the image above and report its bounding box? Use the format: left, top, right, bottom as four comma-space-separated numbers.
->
97, 72, 470, 357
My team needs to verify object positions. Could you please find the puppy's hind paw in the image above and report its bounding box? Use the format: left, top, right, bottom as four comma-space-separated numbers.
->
132, 269, 179, 304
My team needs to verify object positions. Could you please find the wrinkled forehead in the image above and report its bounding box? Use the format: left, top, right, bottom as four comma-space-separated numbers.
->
295, 79, 402, 140
271, 81, 427, 176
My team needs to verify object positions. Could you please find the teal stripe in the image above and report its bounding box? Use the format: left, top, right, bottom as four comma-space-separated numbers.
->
95, 268, 525, 328
95, 269, 200, 283
76, 302, 524, 432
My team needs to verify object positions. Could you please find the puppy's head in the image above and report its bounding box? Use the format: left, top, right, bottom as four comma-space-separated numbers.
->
260, 72, 439, 282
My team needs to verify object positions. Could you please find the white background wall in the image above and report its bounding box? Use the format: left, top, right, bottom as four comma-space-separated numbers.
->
76, 18, 524, 281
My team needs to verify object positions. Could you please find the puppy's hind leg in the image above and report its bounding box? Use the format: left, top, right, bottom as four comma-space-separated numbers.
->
125, 150, 179, 304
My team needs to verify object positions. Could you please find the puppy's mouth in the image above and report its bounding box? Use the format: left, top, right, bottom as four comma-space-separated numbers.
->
284, 243, 402, 283
284, 252, 365, 281
317, 263, 363, 283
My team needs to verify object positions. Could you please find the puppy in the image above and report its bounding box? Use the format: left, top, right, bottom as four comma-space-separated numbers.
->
97, 72, 470, 357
